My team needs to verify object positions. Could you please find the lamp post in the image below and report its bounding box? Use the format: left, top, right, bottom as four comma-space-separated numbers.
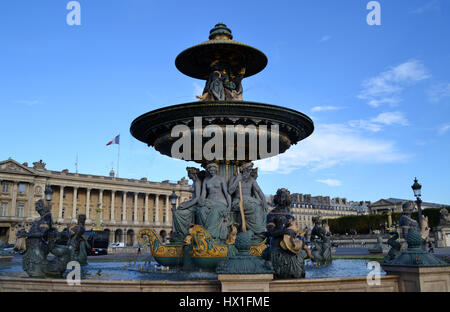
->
411, 177, 423, 230
169, 190, 178, 210
44, 185, 53, 210
387, 208, 392, 229
93, 201, 103, 231
169, 190, 178, 233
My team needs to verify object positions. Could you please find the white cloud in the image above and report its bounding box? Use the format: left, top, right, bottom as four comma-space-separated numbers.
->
319, 35, 331, 43
349, 111, 409, 132
410, 0, 440, 14
429, 82, 450, 102
348, 119, 382, 132
311, 106, 344, 113
371, 112, 409, 126
15, 99, 40, 106
438, 124, 450, 135
358, 60, 430, 107
316, 179, 341, 187
256, 123, 409, 174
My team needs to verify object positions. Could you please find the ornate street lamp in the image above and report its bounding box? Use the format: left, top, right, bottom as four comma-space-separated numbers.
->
169, 190, 178, 233
169, 190, 178, 210
411, 177, 423, 230
44, 185, 53, 210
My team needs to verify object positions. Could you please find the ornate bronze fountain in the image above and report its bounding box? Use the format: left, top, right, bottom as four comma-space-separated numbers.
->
131, 23, 314, 271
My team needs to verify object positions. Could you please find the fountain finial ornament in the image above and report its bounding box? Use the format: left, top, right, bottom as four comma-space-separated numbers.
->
209, 22, 233, 40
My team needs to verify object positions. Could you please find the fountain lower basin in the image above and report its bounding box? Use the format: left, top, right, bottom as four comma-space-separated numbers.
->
0, 256, 385, 281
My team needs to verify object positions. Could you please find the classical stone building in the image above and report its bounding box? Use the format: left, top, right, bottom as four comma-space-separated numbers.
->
268, 193, 359, 230
369, 198, 449, 215
0, 158, 192, 246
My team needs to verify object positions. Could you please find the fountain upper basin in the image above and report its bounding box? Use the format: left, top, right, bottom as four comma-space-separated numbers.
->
130, 101, 314, 163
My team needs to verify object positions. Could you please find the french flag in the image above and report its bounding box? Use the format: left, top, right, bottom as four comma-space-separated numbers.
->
106, 134, 120, 146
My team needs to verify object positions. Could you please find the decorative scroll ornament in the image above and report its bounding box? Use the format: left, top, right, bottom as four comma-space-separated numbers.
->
248, 238, 267, 257
188, 225, 228, 258
137, 229, 183, 258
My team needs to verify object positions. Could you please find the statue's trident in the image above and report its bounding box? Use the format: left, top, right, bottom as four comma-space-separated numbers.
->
236, 166, 247, 232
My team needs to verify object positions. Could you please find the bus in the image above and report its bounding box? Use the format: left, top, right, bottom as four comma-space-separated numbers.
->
84, 230, 109, 255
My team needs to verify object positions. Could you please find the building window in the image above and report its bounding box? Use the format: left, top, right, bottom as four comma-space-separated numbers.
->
16, 203, 25, 217
19, 183, 26, 194
2, 182, 9, 193
0, 203, 7, 216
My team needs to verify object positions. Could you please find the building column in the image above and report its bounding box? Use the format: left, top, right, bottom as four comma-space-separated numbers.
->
111, 190, 116, 224
165, 195, 170, 225
133, 193, 138, 224
98, 189, 104, 223
26, 183, 35, 219
154, 194, 160, 225
72, 186, 78, 221
10, 182, 18, 217
58, 185, 65, 221
122, 192, 126, 223
144, 193, 149, 225
86, 188, 91, 222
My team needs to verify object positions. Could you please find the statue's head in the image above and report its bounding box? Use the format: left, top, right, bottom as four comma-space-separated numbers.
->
78, 214, 86, 226
35, 199, 48, 216
186, 167, 200, 180
402, 201, 415, 214
240, 162, 254, 179
312, 216, 321, 225
273, 188, 292, 209
205, 162, 218, 176
441, 208, 449, 218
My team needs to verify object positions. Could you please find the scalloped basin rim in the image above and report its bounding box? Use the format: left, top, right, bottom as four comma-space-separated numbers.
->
130, 101, 314, 141
130, 101, 314, 162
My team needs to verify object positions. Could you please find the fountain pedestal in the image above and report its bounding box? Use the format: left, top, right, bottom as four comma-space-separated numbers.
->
218, 274, 273, 292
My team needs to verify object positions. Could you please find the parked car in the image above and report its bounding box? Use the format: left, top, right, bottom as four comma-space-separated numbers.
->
1, 244, 15, 254
109, 242, 125, 248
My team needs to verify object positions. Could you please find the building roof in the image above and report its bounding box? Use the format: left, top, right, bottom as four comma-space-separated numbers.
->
371, 197, 449, 208
0, 158, 189, 189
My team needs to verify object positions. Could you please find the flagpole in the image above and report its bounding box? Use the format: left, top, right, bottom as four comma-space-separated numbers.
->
117, 136, 120, 178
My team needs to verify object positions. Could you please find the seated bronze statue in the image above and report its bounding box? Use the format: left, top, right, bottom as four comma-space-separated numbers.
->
17, 199, 71, 278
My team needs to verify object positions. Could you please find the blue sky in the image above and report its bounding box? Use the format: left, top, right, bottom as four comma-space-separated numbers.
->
1, 0, 449, 204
